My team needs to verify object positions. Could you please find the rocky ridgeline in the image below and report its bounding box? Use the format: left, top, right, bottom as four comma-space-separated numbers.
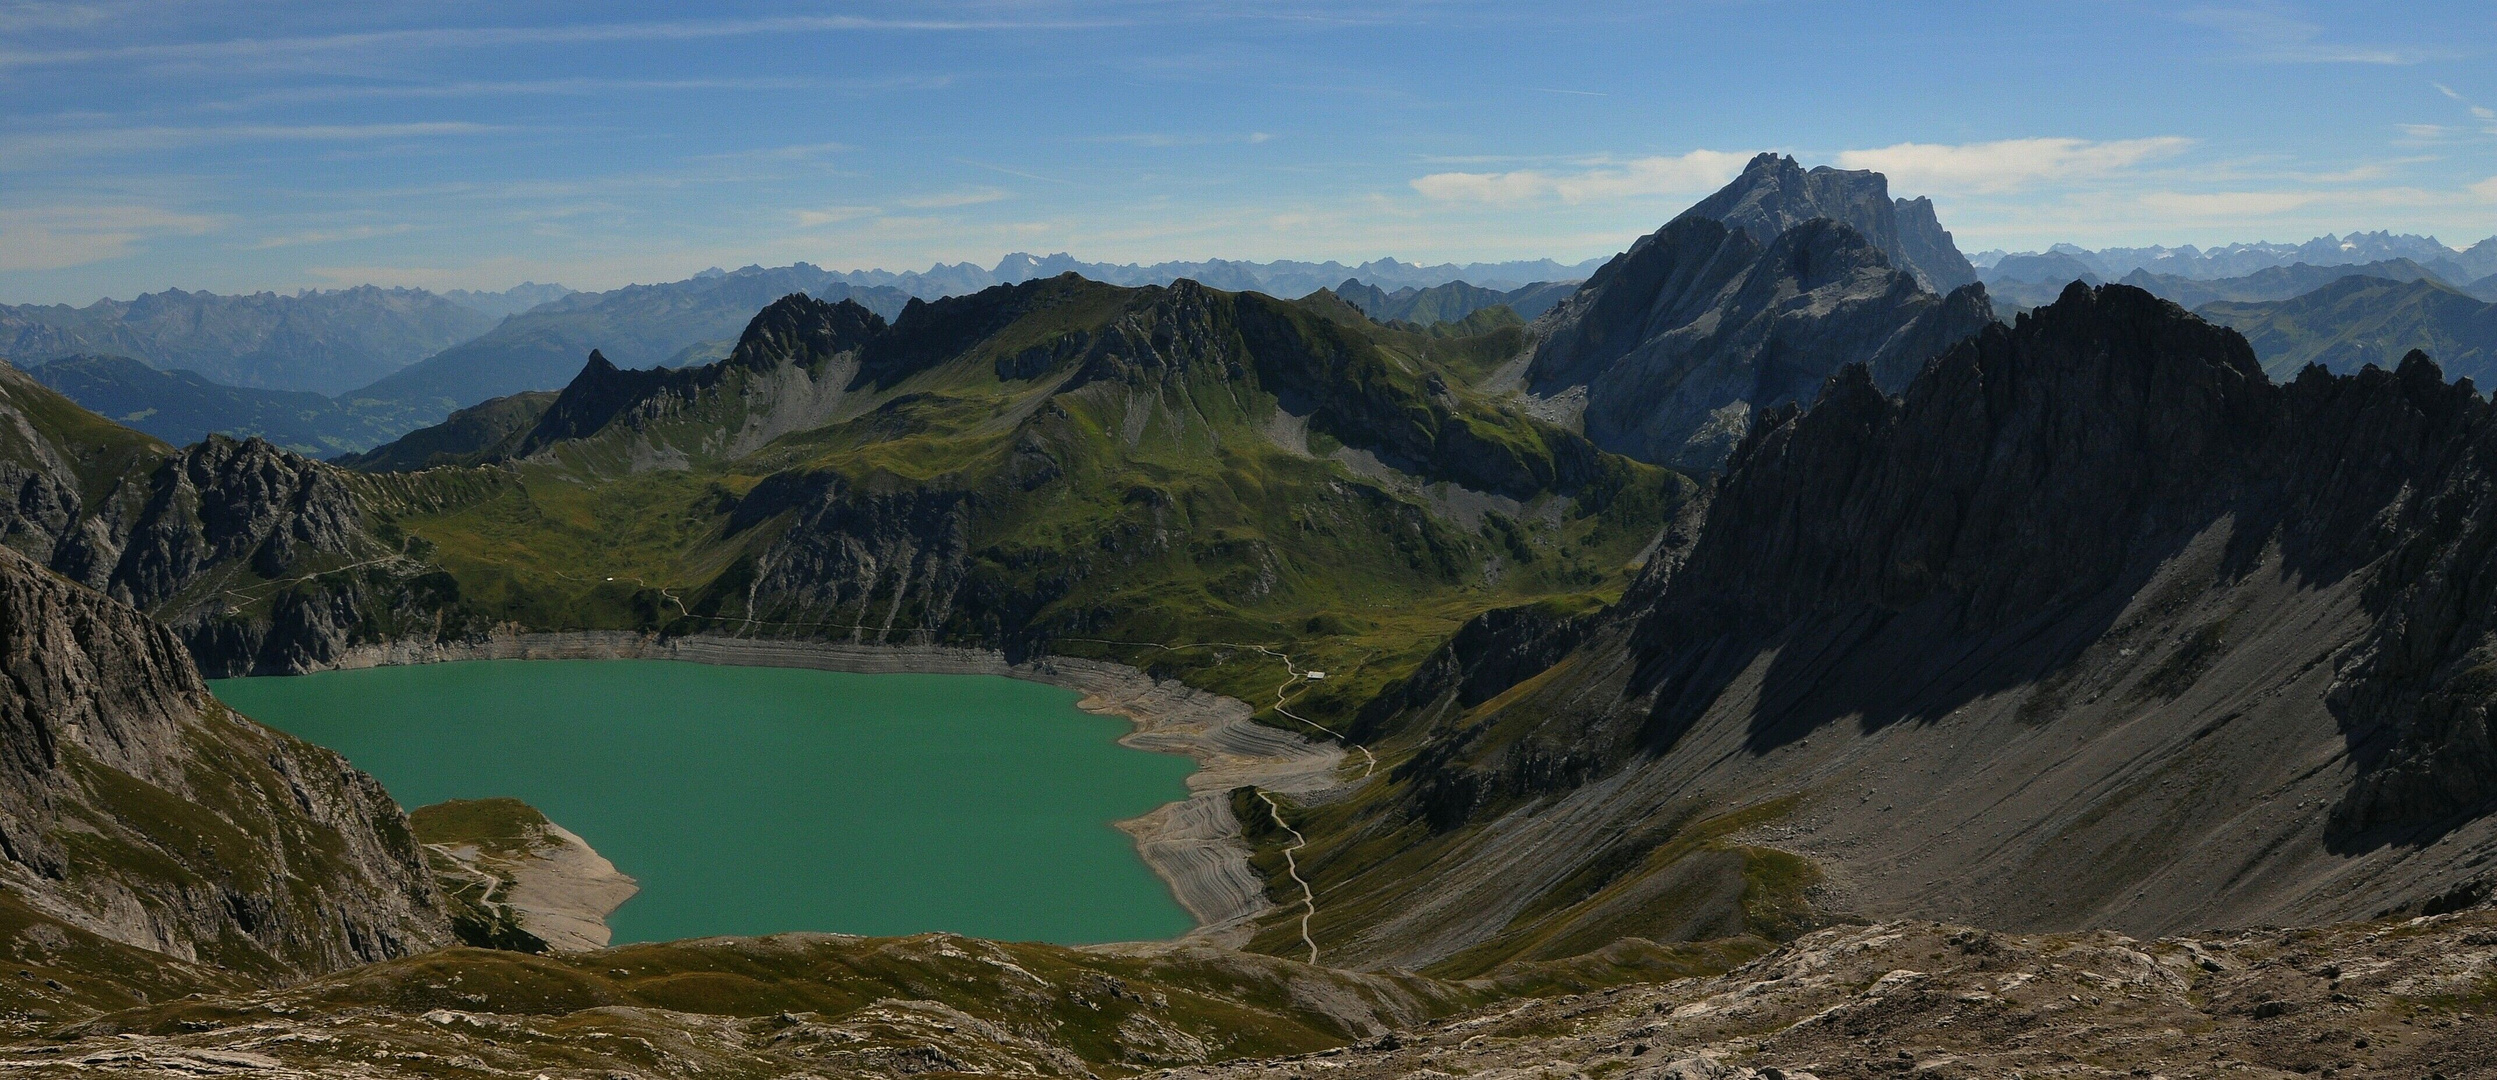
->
0, 544, 451, 981
1329, 284, 2497, 971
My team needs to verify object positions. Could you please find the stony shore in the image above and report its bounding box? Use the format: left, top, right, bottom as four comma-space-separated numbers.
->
322, 629, 1351, 945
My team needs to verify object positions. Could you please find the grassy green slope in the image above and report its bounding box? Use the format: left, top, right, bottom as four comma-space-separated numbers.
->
353, 276, 1688, 739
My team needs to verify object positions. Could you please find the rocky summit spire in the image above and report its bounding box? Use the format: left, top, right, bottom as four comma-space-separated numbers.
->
1674, 152, 1978, 292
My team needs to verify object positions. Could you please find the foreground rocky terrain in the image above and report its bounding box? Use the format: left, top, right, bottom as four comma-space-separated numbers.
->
4, 913, 2489, 1078
1157, 914, 2497, 1080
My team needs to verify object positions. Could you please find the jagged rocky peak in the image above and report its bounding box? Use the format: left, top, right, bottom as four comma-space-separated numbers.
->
725, 292, 886, 370
1526, 211, 1993, 470
0, 544, 451, 976
1674, 152, 1979, 292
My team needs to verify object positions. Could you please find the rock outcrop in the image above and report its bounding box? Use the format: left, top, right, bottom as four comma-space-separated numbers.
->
1, 363, 485, 675
0, 544, 451, 978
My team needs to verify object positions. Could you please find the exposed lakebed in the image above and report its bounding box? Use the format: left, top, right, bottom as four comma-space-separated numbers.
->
209, 659, 1200, 945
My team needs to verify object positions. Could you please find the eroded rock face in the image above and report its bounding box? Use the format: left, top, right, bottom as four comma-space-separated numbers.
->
0, 545, 451, 977
0, 366, 485, 675
1527, 216, 1993, 469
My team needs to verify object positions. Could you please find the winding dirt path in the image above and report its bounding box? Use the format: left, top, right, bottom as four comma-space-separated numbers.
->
1256, 790, 1320, 964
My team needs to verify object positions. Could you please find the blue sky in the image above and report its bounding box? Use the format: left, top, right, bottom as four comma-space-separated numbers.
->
3, 1, 2494, 303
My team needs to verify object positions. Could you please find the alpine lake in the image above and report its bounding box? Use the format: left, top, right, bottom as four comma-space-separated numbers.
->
209, 659, 1201, 945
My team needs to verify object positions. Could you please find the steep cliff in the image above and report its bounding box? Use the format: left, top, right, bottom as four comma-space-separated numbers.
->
1282, 284, 2497, 971
0, 545, 451, 980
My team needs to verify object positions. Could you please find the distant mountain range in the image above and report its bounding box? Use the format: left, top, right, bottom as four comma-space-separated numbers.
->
0, 285, 497, 394
1971, 231, 2497, 284
1326, 278, 1575, 326
2198, 275, 2497, 381
23, 354, 408, 455
439, 282, 577, 318
1982, 256, 2471, 311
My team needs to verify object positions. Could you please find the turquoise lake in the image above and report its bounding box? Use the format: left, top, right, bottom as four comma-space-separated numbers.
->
209, 659, 1200, 945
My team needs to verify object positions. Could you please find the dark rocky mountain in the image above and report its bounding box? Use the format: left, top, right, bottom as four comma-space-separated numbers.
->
1523, 214, 1993, 469
2467, 270, 2497, 303
1670, 153, 1980, 292
0, 542, 451, 984
1327, 279, 1576, 326
0, 286, 495, 395
1280, 284, 2497, 973
24, 354, 407, 455
343, 268, 913, 421
0, 363, 483, 676
2197, 275, 2497, 380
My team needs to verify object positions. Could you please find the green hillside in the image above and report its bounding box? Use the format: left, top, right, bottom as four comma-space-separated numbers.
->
350, 275, 1687, 731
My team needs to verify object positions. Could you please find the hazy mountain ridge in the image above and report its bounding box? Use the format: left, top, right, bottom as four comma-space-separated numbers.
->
0, 285, 497, 395
24, 354, 408, 455
2198, 274, 2497, 380
1972, 230, 2497, 283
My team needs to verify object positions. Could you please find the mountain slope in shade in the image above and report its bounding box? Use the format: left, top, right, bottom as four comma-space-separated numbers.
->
0, 286, 495, 395
1259, 285, 2497, 973
1671, 152, 1979, 292
0, 543, 452, 981
1523, 214, 1992, 469
2197, 275, 2497, 380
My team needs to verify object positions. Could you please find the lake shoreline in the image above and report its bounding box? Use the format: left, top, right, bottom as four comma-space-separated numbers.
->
308, 630, 1348, 947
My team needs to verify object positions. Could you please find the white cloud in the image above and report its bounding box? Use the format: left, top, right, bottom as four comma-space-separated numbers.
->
1834, 137, 2193, 195
1410, 149, 1753, 207
896, 188, 1008, 210
0, 203, 220, 271
2134, 190, 2318, 217
2474, 177, 2497, 201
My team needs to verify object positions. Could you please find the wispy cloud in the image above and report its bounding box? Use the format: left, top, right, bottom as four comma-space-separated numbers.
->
1834, 137, 2194, 194
954, 158, 1072, 185
0, 202, 221, 270
246, 223, 413, 249
1410, 149, 1754, 206
2179, 5, 2421, 64
0, 14, 1120, 69
897, 188, 1009, 210
0, 121, 504, 165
